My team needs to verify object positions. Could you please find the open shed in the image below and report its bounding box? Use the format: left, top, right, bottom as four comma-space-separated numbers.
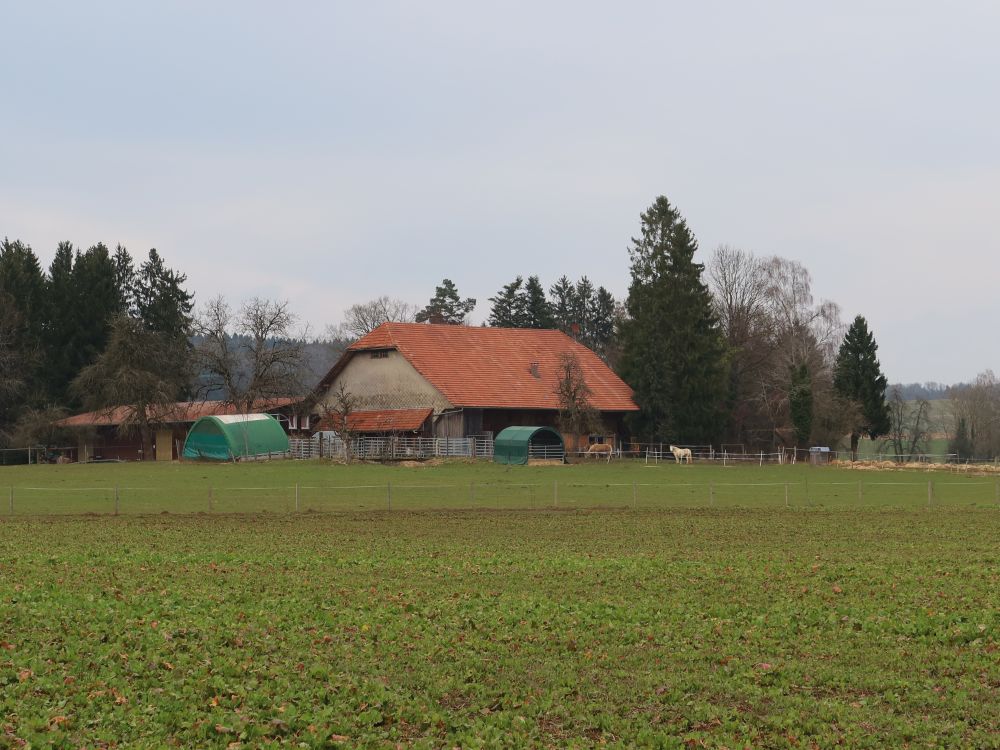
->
183, 414, 289, 461
493, 426, 565, 465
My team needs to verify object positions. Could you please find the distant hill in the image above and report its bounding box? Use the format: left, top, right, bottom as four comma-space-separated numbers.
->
889, 382, 955, 401
189, 335, 350, 400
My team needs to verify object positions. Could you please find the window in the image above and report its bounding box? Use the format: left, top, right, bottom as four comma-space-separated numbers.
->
370, 350, 389, 359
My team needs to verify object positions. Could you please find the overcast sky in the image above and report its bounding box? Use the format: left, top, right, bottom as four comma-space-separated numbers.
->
3, 1, 998, 383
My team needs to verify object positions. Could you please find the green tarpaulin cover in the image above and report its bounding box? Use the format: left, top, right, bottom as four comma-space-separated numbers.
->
493, 426, 564, 465
182, 414, 289, 461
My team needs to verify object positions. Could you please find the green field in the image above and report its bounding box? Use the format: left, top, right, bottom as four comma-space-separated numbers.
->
2, 459, 999, 515
2, 462, 999, 747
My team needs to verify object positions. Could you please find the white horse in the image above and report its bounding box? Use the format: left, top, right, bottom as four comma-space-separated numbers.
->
669, 445, 692, 464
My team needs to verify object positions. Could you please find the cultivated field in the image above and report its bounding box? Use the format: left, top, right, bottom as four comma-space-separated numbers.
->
1, 461, 999, 747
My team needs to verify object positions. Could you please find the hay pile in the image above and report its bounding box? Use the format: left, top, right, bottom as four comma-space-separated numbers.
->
831, 459, 1000, 475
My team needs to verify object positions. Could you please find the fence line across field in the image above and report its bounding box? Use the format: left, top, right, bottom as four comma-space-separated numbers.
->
5, 476, 1000, 516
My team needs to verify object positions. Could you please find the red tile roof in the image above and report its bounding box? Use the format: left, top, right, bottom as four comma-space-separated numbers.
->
57, 398, 301, 428
334, 323, 637, 411
318, 408, 433, 434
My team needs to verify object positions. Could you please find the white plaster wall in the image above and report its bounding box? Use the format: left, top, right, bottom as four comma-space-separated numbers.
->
319, 350, 452, 412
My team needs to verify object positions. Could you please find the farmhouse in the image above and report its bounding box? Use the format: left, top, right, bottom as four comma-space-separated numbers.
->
312, 323, 638, 449
57, 398, 304, 462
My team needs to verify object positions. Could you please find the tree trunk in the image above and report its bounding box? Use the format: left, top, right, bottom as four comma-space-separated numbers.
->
850, 432, 860, 461
139, 424, 152, 461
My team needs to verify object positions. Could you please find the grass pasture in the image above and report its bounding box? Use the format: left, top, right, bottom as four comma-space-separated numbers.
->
1, 461, 999, 747
2, 459, 1000, 515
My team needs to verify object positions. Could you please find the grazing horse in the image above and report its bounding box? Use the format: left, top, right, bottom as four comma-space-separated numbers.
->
587, 443, 614, 462
669, 445, 692, 464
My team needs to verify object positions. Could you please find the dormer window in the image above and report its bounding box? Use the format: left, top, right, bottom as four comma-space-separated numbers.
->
370, 350, 390, 359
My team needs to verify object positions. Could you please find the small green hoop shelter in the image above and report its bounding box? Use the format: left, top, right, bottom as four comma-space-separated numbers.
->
182, 414, 289, 461
493, 426, 564, 465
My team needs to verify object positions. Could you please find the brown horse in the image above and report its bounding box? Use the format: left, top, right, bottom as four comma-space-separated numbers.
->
587, 443, 614, 462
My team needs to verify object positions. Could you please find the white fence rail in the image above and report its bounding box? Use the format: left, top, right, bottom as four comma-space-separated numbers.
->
289, 435, 495, 461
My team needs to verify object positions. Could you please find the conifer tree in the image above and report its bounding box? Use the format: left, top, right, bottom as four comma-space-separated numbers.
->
135, 248, 194, 339
112, 244, 137, 317
548, 276, 576, 332
618, 196, 727, 442
522, 276, 554, 329
43, 242, 81, 405
415, 279, 476, 325
789, 363, 813, 447
833, 315, 890, 456
487, 276, 527, 328
0, 240, 47, 416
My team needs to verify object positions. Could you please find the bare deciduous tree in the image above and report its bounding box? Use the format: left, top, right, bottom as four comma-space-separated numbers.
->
706, 251, 850, 451
949, 371, 1000, 458
554, 352, 601, 456
193, 296, 307, 414
335, 296, 417, 340
882, 386, 932, 460
708, 246, 776, 445
319, 382, 359, 462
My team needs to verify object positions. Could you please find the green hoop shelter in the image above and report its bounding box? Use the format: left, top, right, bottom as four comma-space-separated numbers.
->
493, 426, 565, 465
182, 414, 289, 461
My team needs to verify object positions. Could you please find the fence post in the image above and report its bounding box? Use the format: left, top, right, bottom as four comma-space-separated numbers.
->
927, 480, 932, 507
295, 483, 300, 513
387, 482, 392, 511
632, 480, 637, 510
208, 486, 213, 513
784, 482, 789, 508
114, 485, 120, 516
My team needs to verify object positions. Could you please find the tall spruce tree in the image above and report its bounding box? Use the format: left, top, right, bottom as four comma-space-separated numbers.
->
618, 196, 727, 442
0, 239, 47, 348
487, 276, 527, 327
789, 363, 813, 447
135, 249, 194, 339
548, 276, 576, 332
833, 315, 890, 456
43, 242, 80, 405
113, 244, 137, 317
522, 276, 554, 329
572, 276, 596, 342
0, 240, 46, 414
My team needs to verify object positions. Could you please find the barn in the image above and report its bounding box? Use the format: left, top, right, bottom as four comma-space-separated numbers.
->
311, 323, 638, 451
56, 399, 305, 462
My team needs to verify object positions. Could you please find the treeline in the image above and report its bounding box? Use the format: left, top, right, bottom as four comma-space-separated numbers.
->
4, 193, 977, 455
366, 199, 892, 450
0, 239, 192, 445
